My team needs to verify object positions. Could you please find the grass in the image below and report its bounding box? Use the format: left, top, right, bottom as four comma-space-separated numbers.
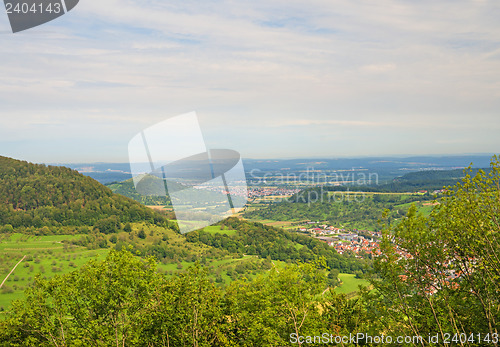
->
202, 225, 237, 236
158, 260, 195, 273
393, 201, 437, 217
0, 225, 276, 312
156, 255, 275, 286
0, 230, 168, 314
176, 220, 208, 231
0, 221, 371, 315
334, 273, 370, 294
0, 240, 108, 313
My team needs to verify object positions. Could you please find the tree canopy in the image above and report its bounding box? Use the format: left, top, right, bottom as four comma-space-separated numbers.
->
0, 156, 174, 230
366, 156, 500, 344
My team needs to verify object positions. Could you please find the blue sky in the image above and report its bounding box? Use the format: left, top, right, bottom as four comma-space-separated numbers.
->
1, 0, 499, 163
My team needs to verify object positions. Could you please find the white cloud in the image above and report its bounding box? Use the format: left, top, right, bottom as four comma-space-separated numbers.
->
0, 0, 499, 161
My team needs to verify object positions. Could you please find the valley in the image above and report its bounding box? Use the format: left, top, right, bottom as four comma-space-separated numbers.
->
1, 155, 499, 346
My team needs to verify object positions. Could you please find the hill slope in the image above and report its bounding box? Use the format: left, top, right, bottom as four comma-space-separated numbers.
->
0, 156, 171, 229
107, 175, 171, 206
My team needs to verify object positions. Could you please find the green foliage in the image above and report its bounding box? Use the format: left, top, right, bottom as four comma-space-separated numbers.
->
137, 229, 146, 239
109, 234, 118, 244
107, 176, 171, 206
187, 218, 369, 274
321, 290, 369, 337
369, 156, 500, 341
3, 154, 499, 345
123, 222, 132, 233
93, 216, 120, 234
244, 195, 411, 230
0, 249, 369, 346
0, 156, 176, 231
0, 225, 13, 233
223, 261, 327, 346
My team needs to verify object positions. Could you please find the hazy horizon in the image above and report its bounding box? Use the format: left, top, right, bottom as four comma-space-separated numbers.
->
1, 1, 500, 162
31, 153, 497, 167
1, 152, 497, 166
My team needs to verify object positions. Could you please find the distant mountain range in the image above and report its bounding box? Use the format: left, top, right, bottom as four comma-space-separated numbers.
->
57, 155, 496, 184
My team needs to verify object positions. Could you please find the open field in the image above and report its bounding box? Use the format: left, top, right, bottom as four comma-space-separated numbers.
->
202, 225, 238, 236
241, 218, 300, 230
0, 225, 275, 313
327, 191, 416, 196
0, 233, 108, 312
334, 273, 370, 294
146, 205, 172, 211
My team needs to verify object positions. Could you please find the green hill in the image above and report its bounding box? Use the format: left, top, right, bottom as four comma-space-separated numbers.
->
0, 156, 171, 230
107, 175, 172, 206
107, 174, 233, 209
0, 156, 370, 316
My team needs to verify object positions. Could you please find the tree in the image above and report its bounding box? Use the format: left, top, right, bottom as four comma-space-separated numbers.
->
109, 234, 117, 244
94, 216, 120, 234
0, 250, 228, 347
123, 223, 132, 233
223, 260, 327, 346
137, 229, 146, 239
0, 224, 14, 233
0, 250, 159, 346
369, 156, 500, 345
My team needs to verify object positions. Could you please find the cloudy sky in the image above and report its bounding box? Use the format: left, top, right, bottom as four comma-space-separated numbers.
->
1, 0, 499, 163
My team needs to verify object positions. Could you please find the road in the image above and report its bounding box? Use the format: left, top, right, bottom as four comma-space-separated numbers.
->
0, 255, 26, 289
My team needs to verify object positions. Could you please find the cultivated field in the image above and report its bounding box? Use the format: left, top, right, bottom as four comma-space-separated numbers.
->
0, 233, 108, 312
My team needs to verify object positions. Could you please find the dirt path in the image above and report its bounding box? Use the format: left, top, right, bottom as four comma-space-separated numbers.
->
0, 255, 26, 289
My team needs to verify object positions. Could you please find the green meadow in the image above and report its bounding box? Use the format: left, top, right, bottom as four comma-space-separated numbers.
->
334, 273, 370, 294
0, 233, 108, 312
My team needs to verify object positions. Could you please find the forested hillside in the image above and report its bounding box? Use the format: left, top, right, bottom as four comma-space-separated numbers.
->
107, 175, 171, 206
0, 156, 170, 229
244, 197, 410, 230
0, 156, 368, 311
186, 218, 368, 273
2, 159, 499, 346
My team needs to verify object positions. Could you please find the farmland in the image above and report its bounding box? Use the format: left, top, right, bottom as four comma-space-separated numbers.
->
0, 222, 302, 313
334, 273, 370, 294
0, 233, 108, 312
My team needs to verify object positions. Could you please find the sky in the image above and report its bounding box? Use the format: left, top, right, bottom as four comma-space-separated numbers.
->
0, 0, 499, 163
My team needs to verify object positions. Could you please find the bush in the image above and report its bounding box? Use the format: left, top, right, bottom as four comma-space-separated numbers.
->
1, 286, 13, 294
109, 235, 118, 244
94, 216, 120, 234
137, 229, 146, 239
1, 224, 14, 233
123, 223, 132, 233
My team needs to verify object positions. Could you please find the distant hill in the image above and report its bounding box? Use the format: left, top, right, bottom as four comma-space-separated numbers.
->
107, 175, 171, 206
384, 168, 491, 192
290, 167, 492, 200
79, 172, 132, 184
108, 174, 232, 209
55, 163, 133, 184
0, 156, 171, 230
0, 157, 368, 276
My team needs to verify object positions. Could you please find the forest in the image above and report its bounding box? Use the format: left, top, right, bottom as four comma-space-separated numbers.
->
0, 156, 174, 230
185, 218, 369, 274
0, 156, 499, 346
244, 194, 415, 231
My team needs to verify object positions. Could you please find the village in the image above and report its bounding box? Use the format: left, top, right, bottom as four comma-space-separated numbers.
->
293, 222, 383, 257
